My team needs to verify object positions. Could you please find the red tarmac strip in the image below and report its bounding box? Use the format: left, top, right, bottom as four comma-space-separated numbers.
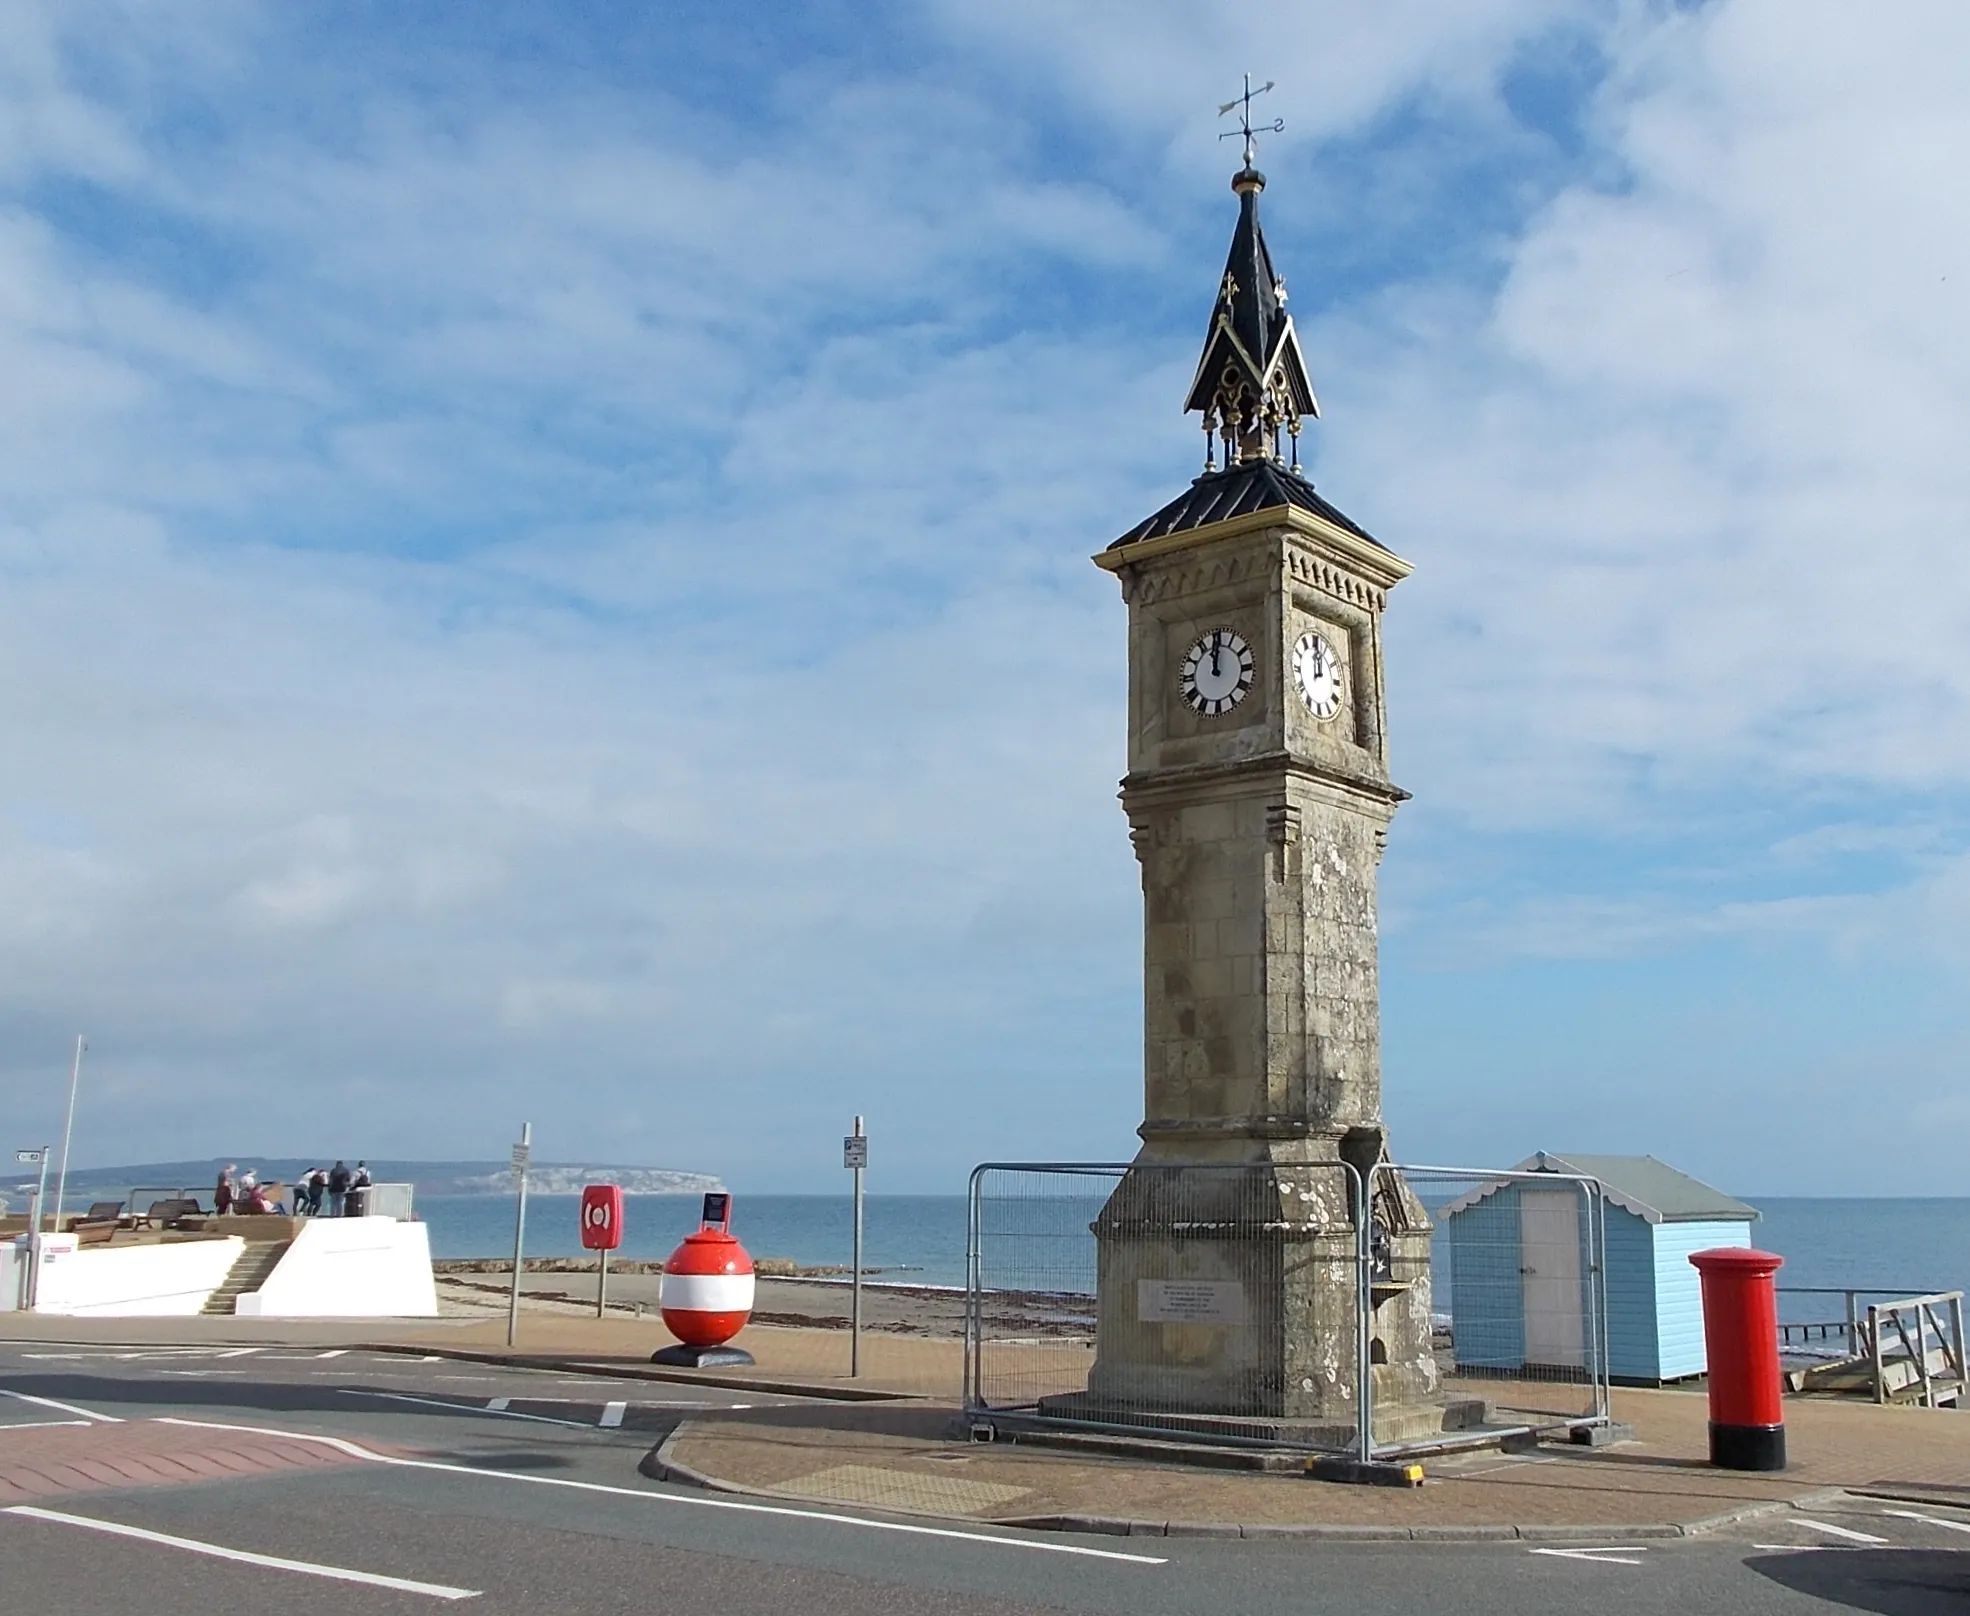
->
0, 1419, 367, 1503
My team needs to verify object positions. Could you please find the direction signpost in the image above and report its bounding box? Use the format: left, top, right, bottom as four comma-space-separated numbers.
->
13, 1147, 51, 1309
507, 1125, 532, 1347
844, 1118, 867, 1377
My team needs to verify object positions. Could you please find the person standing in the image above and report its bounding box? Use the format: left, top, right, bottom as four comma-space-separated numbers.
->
327, 1160, 351, 1218
214, 1166, 236, 1217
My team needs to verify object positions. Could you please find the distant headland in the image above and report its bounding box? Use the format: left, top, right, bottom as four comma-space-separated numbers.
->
11, 1158, 723, 1199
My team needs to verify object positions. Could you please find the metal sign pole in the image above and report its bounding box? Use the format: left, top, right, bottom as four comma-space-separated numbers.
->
28, 1149, 50, 1238
51, 1037, 85, 1233
598, 1245, 608, 1318
848, 1116, 866, 1379
15, 1148, 50, 1309
506, 1123, 532, 1348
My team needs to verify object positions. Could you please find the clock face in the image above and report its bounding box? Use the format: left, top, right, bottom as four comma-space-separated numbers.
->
1179, 628, 1255, 717
1292, 629, 1347, 720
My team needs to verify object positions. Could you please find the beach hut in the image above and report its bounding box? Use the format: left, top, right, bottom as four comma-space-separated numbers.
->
1441, 1152, 1759, 1385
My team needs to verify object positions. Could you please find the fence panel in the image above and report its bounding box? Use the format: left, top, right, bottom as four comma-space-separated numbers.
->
1376, 1164, 1609, 1455
967, 1161, 1365, 1448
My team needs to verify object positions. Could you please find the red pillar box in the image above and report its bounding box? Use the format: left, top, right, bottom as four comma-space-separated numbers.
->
1689, 1247, 1786, 1471
652, 1192, 756, 1369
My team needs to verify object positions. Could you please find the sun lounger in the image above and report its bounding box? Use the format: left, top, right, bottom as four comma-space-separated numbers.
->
130, 1198, 206, 1230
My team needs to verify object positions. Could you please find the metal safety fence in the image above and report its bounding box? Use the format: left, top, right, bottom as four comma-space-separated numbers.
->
965, 1160, 1610, 1458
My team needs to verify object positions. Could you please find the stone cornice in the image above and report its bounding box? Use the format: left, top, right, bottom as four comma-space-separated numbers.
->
1094, 502, 1414, 593
1119, 748, 1411, 808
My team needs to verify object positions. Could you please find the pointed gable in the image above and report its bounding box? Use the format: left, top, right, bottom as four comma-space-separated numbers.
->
1183, 165, 1320, 468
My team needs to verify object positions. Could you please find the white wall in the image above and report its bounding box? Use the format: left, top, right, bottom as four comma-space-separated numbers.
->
32, 1234, 245, 1316
235, 1215, 437, 1318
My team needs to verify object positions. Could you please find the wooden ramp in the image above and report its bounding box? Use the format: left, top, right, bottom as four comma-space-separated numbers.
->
1790, 1291, 1966, 1407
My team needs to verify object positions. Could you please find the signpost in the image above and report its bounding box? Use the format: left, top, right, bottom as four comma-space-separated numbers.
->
844, 1117, 867, 1377
13, 1147, 50, 1310
580, 1184, 624, 1317
507, 1125, 532, 1348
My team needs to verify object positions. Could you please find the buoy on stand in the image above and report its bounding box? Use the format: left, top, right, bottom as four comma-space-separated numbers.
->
652, 1192, 756, 1368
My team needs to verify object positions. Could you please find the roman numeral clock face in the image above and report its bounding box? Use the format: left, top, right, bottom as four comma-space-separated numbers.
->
1179, 629, 1255, 716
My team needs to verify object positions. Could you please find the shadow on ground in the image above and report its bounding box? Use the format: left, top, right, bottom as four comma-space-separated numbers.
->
1746, 1549, 1970, 1615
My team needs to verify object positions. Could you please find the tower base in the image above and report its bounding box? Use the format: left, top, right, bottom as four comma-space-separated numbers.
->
1065, 1152, 1450, 1443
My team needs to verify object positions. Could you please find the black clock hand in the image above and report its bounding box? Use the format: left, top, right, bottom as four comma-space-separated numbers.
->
1210, 632, 1222, 677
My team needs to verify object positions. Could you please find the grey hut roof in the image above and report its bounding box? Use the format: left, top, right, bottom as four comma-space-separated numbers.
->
1441, 1153, 1759, 1225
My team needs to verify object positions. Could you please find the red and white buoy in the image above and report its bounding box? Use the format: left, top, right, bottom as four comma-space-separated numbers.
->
653, 1193, 756, 1367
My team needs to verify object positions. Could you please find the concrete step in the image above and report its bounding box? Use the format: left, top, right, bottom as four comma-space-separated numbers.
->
202, 1239, 292, 1315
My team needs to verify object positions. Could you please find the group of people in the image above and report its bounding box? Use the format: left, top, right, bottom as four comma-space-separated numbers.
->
212, 1164, 284, 1216
212, 1160, 370, 1218
296, 1161, 371, 1218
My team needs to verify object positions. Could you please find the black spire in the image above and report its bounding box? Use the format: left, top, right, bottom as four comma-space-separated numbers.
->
1183, 163, 1320, 472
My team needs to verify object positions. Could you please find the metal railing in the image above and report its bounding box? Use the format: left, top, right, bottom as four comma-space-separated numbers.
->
964, 1159, 1612, 1458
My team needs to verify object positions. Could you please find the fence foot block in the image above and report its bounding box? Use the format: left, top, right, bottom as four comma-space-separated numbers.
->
1568, 1422, 1636, 1448
1306, 1457, 1425, 1488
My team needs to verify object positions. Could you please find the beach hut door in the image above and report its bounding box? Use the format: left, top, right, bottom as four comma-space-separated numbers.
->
1520, 1189, 1585, 1368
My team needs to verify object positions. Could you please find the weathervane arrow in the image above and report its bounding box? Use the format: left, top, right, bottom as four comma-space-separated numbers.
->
1219, 74, 1283, 168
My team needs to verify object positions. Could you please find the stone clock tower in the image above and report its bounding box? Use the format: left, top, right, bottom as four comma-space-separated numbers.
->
1069, 153, 1450, 1441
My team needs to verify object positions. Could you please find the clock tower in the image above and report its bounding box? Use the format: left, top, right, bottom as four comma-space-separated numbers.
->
1070, 151, 1450, 1441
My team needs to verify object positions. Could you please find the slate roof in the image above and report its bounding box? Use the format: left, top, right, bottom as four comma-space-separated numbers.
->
1441, 1153, 1760, 1225
1109, 458, 1380, 550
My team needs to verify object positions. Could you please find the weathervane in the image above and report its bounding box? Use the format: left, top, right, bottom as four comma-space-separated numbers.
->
1218, 73, 1282, 169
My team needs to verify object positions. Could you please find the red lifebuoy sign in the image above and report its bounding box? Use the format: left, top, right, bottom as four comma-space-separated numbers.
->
579, 1184, 624, 1252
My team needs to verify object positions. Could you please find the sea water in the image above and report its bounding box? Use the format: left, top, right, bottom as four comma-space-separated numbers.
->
416, 1192, 1968, 1315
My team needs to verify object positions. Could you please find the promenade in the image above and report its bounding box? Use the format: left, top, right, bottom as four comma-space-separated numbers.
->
4, 1305, 1961, 1541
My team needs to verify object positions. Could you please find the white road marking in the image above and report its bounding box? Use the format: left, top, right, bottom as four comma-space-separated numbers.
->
153, 1418, 1169, 1565
315, 1350, 348, 1359
485, 1397, 510, 1411
338, 1390, 590, 1428
3, 1504, 480, 1600
215, 1348, 261, 1358
1752, 1544, 1838, 1553
599, 1401, 626, 1428
1882, 1509, 1970, 1536
0, 1419, 93, 1431
1796, 1518, 1890, 1545
0, 1389, 121, 1424
1529, 1546, 1651, 1565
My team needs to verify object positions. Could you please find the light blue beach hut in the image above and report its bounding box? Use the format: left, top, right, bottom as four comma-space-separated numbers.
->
1441, 1152, 1759, 1385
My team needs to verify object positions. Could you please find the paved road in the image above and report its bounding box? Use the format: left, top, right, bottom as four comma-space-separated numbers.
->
2, 1342, 1965, 1614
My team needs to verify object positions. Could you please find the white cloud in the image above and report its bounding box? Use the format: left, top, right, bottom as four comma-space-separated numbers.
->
1344, 0, 1970, 830
2, 0, 1966, 1193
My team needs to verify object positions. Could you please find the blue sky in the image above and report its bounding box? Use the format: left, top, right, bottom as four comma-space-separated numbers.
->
3, 1, 1966, 1194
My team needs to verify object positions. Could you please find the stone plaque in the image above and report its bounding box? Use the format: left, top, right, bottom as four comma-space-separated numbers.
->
1137, 1278, 1246, 1325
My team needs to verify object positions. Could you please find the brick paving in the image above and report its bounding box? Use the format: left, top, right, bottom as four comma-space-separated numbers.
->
0, 1419, 365, 1505
653, 1385, 1969, 1532
661, 1379, 1970, 1537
